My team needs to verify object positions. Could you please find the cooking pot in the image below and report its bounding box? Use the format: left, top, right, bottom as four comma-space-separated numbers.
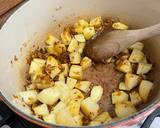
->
0, 0, 160, 127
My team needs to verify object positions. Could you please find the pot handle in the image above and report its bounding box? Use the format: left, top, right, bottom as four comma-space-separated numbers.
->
141, 107, 160, 128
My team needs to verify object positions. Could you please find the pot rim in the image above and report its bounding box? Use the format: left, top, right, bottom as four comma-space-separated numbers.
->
0, 0, 160, 127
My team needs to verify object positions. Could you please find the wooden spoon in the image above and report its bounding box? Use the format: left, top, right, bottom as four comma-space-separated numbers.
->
84, 23, 160, 62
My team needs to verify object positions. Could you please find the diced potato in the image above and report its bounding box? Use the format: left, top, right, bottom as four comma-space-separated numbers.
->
61, 29, 72, 45
129, 91, 142, 106
67, 77, 77, 89
51, 101, 66, 114
83, 27, 96, 40
69, 65, 83, 80
43, 113, 56, 124
90, 16, 103, 28
75, 34, 86, 43
45, 34, 59, 45
141, 55, 148, 63
90, 112, 112, 125
80, 57, 92, 70
54, 42, 66, 55
67, 100, 81, 116
77, 43, 86, 54
58, 73, 65, 82
19, 90, 37, 105
36, 81, 54, 90
73, 115, 83, 126
129, 42, 144, 51
55, 107, 77, 126
115, 101, 137, 118
75, 81, 91, 93
129, 49, 144, 63
119, 82, 129, 91
125, 73, 140, 90
70, 89, 84, 101
46, 45, 58, 55
33, 104, 49, 116
137, 63, 152, 74
74, 19, 89, 34
116, 60, 132, 73
81, 97, 99, 120
37, 87, 60, 105
50, 67, 61, 79
26, 84, 36, 90
29, 59, 46, 80
69, 52, 81, 64
112, 91, 129, 104
46, 56, 59, 67
90, 86, 103, 102
55, 81, 71, 104
68, 38, 78, 52
139, 80, 153, 102
112, 22, 128, 30
62, 63, 69, 76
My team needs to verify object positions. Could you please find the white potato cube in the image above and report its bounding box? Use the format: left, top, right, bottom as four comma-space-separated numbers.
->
26, 84, 36, 90
90, 85, 103, 103
62, 63, 69, 76
129, 49, 144, 63
58, 73, 65, 82
83, 27, 96, 40
119, 82, 129, 91
75, 34, 86, 43
19, 90, 37, 105
81, 97, 99, 120
90, 112, 112, 125
80, 57, 92, 70
74, 19, 89, 34
129, 91, 142, 106
50, 67, 61, 79
70, 89, 84, 101
51, 101, 66, 114
69, 65, 83, 80
29, 59, 46, 80
55, 81, 71, 104
45, 34, 59, 45
66, 77, 77, 89
55, 107, 77, 126
75, 81, 91, 93
67, 100, 81, 116
46, 45, 58, 56
112, 91, 129, 104
77, 43, 86, 54
129, 42, 144, 51
37, 87, 60, 105
46, 56, 59, 67
36, 81, 54, 89
90, 16, 103, 28
141, 55, 148, 63
137, 63, 152, 74
112, 22, 128, 30
68, 38, 78, 52
33, 104, 49, 116
54, 43, 66, 55
115, 101, 137, 118
139, 80, 153, 102
43, 113, 56, 124
125, 73, 140, 90
116, 59, 132, 73
69, 52, 81, 64
73, 115, 83, 126
61, 29, 72, 45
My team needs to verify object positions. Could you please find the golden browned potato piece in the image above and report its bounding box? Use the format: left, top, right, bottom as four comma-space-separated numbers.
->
112, 91, 129, 104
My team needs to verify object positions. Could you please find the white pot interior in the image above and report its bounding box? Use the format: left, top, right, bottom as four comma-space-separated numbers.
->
0, 0, 160, 125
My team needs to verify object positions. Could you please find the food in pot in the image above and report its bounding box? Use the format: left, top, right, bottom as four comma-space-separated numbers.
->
16, 16, 154, 126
